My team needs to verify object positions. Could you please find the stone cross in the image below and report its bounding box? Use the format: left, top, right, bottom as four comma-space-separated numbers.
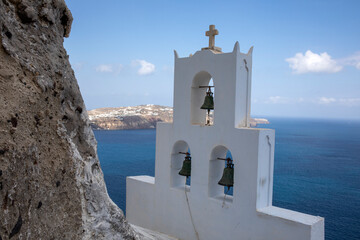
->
202, 25, 222, 52
206, 25, 218, 49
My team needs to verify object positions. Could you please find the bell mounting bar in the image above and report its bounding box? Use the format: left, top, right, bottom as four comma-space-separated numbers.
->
217, 157, 233, 162
179, 152, 190, 155
199, 85, 214, 88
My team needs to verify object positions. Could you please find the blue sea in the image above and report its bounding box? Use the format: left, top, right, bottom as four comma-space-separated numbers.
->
94, 118, 360, 240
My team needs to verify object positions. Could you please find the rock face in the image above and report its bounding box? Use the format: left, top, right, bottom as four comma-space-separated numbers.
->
0, 1, 139, 239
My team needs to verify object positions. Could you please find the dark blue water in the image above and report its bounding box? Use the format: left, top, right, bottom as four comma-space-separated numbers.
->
94, 118, 360, 240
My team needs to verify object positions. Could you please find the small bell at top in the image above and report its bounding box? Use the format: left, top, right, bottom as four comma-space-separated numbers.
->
179, 153, 191, 177
200, 91, 214, 110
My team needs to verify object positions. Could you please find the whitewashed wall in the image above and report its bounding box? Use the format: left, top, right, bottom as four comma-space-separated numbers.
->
127, 45, 324, 240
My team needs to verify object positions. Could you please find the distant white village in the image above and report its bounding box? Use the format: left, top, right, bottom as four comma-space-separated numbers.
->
88, 104, 173, 120
88, 104, 269, 130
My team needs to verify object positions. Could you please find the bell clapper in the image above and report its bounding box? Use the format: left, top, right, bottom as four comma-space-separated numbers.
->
207, 109, 210, 125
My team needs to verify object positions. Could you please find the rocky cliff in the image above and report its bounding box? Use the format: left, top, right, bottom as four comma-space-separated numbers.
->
0, 1, 141, 239
88, 105, 268, 130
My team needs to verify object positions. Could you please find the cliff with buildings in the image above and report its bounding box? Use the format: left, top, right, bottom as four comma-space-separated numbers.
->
88, 104, 268, 130
88, 105, 173, 130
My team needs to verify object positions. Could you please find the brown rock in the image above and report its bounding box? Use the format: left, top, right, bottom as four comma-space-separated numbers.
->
0, 0, 140, 239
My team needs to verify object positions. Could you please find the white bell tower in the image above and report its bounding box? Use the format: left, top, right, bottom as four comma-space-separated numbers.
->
173, 40, 252, 129
126, 25, 324, 240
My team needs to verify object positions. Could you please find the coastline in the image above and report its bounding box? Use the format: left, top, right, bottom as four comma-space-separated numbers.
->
88, 104, 269, 130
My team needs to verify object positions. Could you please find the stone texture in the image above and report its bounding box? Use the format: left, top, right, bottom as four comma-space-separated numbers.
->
0, 0, 142, 239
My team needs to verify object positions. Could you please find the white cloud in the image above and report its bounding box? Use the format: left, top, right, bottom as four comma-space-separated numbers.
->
286, 50, 343, 74
265, 96, 289, 104
132, 60, 155, 75
339, 51, 360, 70
338, 98, 360, 106
260, 96, 360, 106
114, 64, 124, 74
95, 64, 123, 74
96, 64, 113, 73
318, 97, 337, 104
317, 97, 360, 106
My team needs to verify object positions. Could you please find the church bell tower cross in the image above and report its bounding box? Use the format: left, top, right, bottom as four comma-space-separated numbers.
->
202, 24, 222, 52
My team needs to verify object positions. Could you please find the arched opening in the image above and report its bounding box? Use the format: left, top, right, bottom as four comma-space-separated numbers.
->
209, 146, 234, 202
191, 71, 215, 126
171, 141, 191, 190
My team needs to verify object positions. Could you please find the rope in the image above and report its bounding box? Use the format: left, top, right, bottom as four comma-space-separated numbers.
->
222, 187, 231, 208
184, 180, 200, 240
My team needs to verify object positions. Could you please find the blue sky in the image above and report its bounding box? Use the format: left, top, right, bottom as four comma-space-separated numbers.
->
64, 0, 360, 119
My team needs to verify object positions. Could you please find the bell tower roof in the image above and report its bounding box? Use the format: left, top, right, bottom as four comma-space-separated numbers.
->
173, 39, 253, 129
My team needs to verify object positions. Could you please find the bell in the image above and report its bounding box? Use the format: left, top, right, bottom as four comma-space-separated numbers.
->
218, 163, 234, 189
200, 91, 214, 110
179, 154, 191, 177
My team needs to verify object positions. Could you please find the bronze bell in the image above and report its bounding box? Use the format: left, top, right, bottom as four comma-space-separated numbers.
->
200, 91, 214, 110
218, 161, 234, 190
179, 153, 191, 177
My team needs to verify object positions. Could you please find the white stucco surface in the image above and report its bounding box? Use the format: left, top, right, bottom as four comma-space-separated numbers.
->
126, 43, 324, 240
